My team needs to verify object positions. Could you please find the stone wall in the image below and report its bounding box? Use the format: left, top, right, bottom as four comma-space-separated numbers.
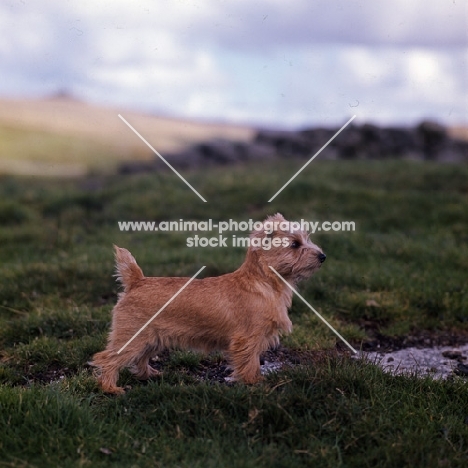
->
119, 121, 468, 174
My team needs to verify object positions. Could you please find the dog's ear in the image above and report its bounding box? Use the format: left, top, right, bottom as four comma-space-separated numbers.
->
249, 216, 280, 250
249, 225, 266, 249
262, 213, 287, 237
249, 214, 289, 250
263, 213, 285, 224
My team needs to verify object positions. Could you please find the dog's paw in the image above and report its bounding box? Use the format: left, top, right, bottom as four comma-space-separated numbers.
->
243, 375, 264, 385
101, 386, 126, 395
146, 367, 161, 378
130, 365, 161, 380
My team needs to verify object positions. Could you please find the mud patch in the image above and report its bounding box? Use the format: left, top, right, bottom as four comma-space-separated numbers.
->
21, 363, 74, 386
148, 347, 323, 383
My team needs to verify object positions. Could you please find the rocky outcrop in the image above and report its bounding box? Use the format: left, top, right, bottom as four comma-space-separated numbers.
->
118, 121, 468, 173
256, 121, 468, 162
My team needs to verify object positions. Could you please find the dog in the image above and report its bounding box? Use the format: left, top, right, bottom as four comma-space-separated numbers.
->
91, 213, 325, 394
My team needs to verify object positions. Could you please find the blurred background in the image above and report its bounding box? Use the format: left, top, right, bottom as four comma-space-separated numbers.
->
0, 0, 466, 176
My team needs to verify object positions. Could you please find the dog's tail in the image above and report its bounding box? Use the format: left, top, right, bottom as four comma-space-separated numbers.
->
113, 245, 144, 292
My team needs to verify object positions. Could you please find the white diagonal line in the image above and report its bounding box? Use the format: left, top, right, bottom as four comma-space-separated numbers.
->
269, 266, 357, 354
118, 114, 207, 203
117, 266, 206, 354
268, 115, 356, 202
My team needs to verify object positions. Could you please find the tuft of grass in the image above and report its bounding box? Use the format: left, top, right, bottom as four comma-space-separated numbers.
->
1, 357, 468, 467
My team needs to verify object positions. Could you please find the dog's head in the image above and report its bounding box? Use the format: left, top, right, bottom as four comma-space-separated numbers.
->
250, 213, 326, 282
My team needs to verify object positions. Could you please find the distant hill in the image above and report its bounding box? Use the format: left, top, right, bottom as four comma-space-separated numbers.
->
0, 97, 254, 176
1, 97, 466, 177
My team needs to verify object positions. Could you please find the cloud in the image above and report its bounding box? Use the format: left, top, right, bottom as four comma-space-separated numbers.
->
158, 0, 468, 49
206, 45, 467, 127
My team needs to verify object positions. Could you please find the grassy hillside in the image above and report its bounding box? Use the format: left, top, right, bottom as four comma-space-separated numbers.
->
0, 97, 254, 176
0, 159, 467, 466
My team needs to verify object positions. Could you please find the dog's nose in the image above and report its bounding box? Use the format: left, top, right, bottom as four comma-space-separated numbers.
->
318, 253, 326, 263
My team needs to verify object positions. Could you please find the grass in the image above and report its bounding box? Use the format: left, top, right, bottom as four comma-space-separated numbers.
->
0, 159, 467, 466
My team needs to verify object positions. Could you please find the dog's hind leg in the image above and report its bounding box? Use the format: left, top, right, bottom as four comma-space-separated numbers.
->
129, 344, 161, 380
90, 348, 141, 394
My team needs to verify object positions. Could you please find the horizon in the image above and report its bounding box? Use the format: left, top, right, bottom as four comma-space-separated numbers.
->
1, 93, 463, 133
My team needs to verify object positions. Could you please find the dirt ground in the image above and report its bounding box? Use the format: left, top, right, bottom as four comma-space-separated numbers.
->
23, 330, 468, 387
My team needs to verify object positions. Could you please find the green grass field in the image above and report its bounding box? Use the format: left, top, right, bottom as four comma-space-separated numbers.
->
1, 159, 468, 467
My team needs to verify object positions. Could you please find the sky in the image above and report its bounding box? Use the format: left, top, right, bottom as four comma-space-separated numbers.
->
0, 0, 467, 128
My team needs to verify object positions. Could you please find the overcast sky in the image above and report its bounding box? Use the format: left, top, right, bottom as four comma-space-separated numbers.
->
1, 0, 467, 128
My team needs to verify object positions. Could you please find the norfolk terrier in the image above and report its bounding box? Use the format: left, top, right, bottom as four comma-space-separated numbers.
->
91, 213, 326, 394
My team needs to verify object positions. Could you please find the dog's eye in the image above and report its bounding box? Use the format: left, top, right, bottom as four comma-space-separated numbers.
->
290, 240, 301, 249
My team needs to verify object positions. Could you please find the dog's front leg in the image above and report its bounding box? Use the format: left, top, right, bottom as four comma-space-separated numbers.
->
229, 335, 264, 384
